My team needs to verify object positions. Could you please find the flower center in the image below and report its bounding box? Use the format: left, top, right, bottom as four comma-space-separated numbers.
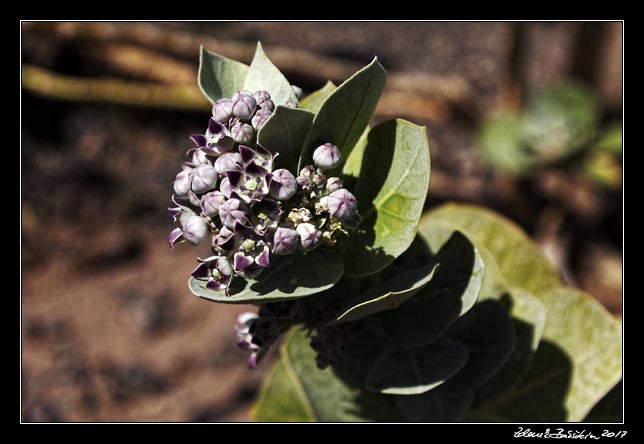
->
245, 179, 258, 191
242, 239, 255, 251
212, 268, 222, 280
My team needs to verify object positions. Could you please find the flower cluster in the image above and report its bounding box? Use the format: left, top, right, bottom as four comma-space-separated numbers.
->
167, 89, 361, 298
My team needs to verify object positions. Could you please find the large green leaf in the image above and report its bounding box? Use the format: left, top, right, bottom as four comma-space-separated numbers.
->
365, 340, 469, 395
298, 58, 386, 171
475, 288, 622, 422
198, 46, 249, 104
252, 358, 315, 422
343, 119, 430, 277
243, 42, 297, 106
381, 232, 483, 347
396, 385, 474, 422
332, 231, 476, 325
331, 261, 439, 324
474, 290, 547, 404
340, 126, 370, 191
444, 299, 516, 390
420, 204, 622, 421
299, 81, 337, 114
419, 203, 560, 300
253, 328, 398, 422
189, 248, 343, 304
257, 105, 315, 172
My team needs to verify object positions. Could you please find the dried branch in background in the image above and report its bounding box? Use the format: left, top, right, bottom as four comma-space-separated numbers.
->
22, 65, 209, 110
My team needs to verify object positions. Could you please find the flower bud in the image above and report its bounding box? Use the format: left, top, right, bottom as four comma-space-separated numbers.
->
219, 177, 233, 199
214, 152, 241, 176
191, 164, 218, 194
253, 90, 271, 106
173, 167, 192, 196
232, 90, 252, 100
326, 177, 343, 192
190, 148, 210, 166
251, 107, 273, 130
219, 198, 250, 231
230, 121, 255, 144
296, 223, 322, 251
183, 215, 209, 245
213, 98, 233, 123
272, 225, 299, 255
232, 93, 257, 121
297, 165, 315, 190
291, 85, 303, 99
201, 191, 226, 217
312, 172, 326, 188
327, 189, 358, 220
284, 99, 299, 108
313, 143, 342, 170
269, 168, 298, 200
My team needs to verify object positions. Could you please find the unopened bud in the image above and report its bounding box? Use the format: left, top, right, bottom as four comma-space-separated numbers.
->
213, 98, 233, 123
214, 152, 241, 176
327, 189, 358, 220
313, 143, 342, 170
230, 121, 255, 144
272, 225, 299, 255
183, 215, 209, 245
191, 164, 218, 194
269, 168, 298, 200
326, 177, 343, 192
296, 223, 322, 251
232, 93, 257, 121
201, 191, 226, 217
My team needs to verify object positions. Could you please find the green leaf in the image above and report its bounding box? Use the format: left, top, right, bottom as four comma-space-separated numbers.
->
243, 42, 297, 106
444, 299, 516, 390
594, 123, 622, 154
198, 46, 249, 104
481, 288, 623, 422
340, 126, 370, 191
331, 261, 439, 324
253, 328, 398, 422
299, 81, 337, 113
365, 340, 469, 395
418, 203, 561, 301
478, 113, 536, 174
189, 248, 344, 304
381, 231, 484, 347
332, 230, 478, 325
474, 290, 547, 404
257, 105, 315, 172
420, 204, 622, 421
396, 385, 474, 422
252, 358, 316, 422
343, 119, 430, 277
522, 84, 598, 162
298, 58, 386, 171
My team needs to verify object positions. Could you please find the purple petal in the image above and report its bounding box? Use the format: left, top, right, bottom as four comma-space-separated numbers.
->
227, 170, 244, 187
206, 278, 227, 291
245, 160, 265, 177
255, 246, 270, 268
207, 118, 225, 136
167, 227, 184, 248
239, 145, 255, 164
191, 262, 211, 278
255, 143, 272, 159
190, 134, 207, 148
167, 207, 182, 220
234, 252, 254, 272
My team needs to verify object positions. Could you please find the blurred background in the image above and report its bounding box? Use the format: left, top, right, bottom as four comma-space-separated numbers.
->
21, 21, 622, 422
